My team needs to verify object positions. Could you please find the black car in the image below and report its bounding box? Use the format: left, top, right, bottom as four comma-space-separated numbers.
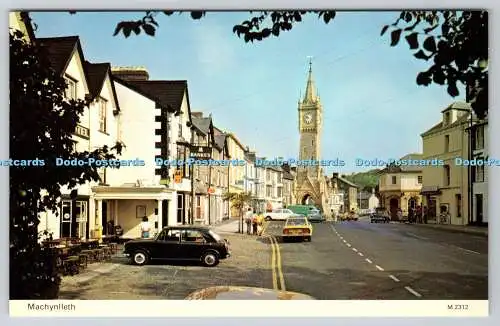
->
123, 226, 231, 267
370, 208, 390, 223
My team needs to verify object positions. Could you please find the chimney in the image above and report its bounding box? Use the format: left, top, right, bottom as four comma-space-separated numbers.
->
332, 172, 339, 179
111, 66, 149, 81
191, 112, 203, 118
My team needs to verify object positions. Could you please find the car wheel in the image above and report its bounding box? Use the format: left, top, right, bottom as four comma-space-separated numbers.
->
305, 236, 312, 242
132, 250, 149, 266
201, 251, 220, 267
265, 216, 272, 221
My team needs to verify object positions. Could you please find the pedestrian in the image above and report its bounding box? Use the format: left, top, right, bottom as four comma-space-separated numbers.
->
252, 214, 258, 235
140, 216, 151, 238
244, 208, 253, 234
256, 213, 264, 236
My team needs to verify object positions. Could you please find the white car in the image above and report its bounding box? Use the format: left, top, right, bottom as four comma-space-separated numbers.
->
264, 208, 302, 221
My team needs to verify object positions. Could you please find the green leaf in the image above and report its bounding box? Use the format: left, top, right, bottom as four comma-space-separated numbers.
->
414, 49, 429, 60
423, 36, 437, 52
390, 29, 402, 46
190, 11, 204, 19
123, 25, 132, 38
113, 22, 124, 36
447, 83, 459, 97
416, 71, 432, 85
380, 25, 389, 36
405, 32, 419, 49
261, 28, 271, 38
143, 24, 155, 36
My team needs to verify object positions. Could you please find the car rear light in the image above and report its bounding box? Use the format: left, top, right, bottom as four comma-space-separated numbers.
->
303, 229, 310, 234
283, 229, 289, 234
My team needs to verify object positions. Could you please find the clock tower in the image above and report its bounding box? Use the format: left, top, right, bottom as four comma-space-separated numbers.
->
298, 60, 322, 179
294, 59, 332, 219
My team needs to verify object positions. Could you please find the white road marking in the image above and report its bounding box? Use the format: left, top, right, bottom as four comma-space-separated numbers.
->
358, 252, 364, 257
375, 265, 384, 271
365, 258, 373, 264
340, 237, 344, 240
389, 275, 400, 282
404, 286, 422, 297
342, 239, 347, 243
449, 245, 481, 255
346, 243, 351, 247
406, 232, 429, 240
352, 248, 358, 252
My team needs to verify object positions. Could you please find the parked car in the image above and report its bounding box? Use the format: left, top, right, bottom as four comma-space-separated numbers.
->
370, 207, 390, 223
123, 226, 231, 267
288, 205, 325, 223
264, 208, 302, 221
185, 286, 315, 300
282, 216, 313, 242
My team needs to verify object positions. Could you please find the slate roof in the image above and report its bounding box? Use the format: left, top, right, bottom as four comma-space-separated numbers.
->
85, 61, 121, 112
192, 116, 212, 135
122, 80, 189, 114
37, 36, 85, 77
421, 103, 471, 137
214, 134, 227, 149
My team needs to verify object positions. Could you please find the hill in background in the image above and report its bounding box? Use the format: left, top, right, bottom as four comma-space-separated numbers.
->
342, 169, 381, 193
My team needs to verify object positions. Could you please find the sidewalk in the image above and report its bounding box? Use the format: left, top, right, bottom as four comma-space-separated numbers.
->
212, 218, 243, 234
409, 223, 488, 237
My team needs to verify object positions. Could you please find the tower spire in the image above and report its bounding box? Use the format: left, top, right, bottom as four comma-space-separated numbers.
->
303, 56, 316, 103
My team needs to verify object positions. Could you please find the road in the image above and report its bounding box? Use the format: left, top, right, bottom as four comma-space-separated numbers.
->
263, 217, 488, 300
58, 218, 487, 300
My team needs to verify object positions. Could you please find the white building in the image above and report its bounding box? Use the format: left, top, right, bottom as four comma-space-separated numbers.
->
469, 118, 488, 225
35, 36, 95, 240
110, 70, 194, 228
244, 150, 257, 208
91, 75, 176, 239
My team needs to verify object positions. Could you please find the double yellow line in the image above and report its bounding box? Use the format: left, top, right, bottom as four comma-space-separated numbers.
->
261, 222, 286, 291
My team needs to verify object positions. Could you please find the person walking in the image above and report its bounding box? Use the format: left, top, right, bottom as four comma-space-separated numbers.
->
252, 213, 258, 235
256, 213, 265, 236
140, 216, 151, 238
244, 208, 253, 235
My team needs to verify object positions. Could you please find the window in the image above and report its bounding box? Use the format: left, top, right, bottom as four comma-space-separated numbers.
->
177, 194, 184, 223
474, 126, 485, 150
444, 135, 450, 152
456, 194, 462, 217
64, 76, 77, 100
98, 168, 106, 184
196, 196, 201, 219
391, 176, 397, 184
164, 229, 181, 241
444, 111, 451, 125
178, 122, 182, 138
417, 176, 423, 184
443, 165, 451, 186
98, 98, 107, 133
277, 187, 282, 198
475, 164, 484, 182
266, 170, 271, 181
181, 230, 206, 243
266, 185, 272, 197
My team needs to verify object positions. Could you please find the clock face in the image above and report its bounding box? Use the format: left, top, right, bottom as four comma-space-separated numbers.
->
303, 113, 313, 124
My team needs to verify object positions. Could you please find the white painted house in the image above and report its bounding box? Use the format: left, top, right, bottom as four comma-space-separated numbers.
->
35, 36, 94, 239
91, 75, 176, 239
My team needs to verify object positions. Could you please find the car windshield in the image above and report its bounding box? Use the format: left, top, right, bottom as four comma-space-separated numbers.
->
208, 230, 222, 241
286, 218, 307, 226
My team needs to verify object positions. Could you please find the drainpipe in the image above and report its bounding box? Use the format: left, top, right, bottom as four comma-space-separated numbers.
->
468, 112, 473, 225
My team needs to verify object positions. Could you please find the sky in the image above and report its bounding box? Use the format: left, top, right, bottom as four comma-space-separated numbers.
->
30, 11, 465, 174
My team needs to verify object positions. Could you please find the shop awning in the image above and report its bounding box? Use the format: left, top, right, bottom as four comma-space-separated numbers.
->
420, 186, 441, 195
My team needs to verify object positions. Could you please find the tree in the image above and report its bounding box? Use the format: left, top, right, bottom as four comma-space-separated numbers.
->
222, 191, 252, 233
381, 11, 488, 119
10, 29, 122, 299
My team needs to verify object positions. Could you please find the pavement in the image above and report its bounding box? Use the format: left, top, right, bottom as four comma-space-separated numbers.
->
57, 217, 488, 300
